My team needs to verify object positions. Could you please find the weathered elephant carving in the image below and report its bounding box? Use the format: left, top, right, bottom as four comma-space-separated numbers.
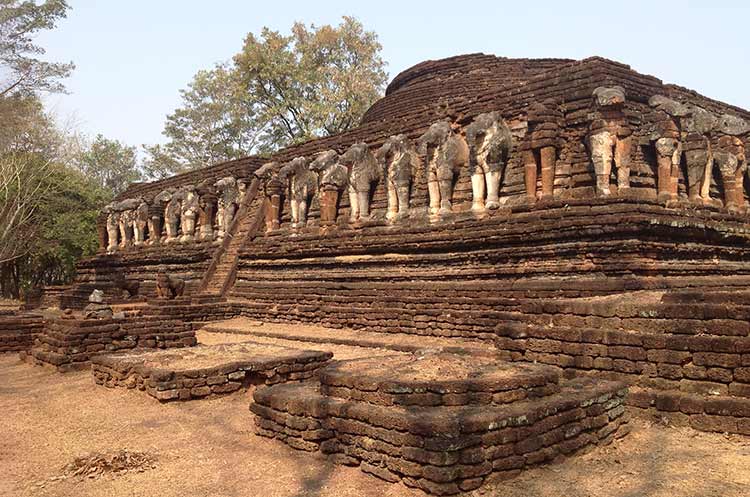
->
214, 176, 239, 239
133, 199, 149, 245
255, 161, 284, 231
151, 189, 173, 244
115, 198, 140, 248
310, 150, 348, 226
522, 100, 563, 201
104, 205, 120, 252
193, 181, 216, 242
465, 112, 512, 211
682, 106, 718, 203
375, 134, 420, 221
715, 134, 747, 211
417, 121, 469, 216
340, 142, 381, 222
155, 271, 185, 299
278, 157, 318, 229
179, 186, 199, 243
587, 86, 633, 196
648, 95, 689, 202
163, 191, 182, 243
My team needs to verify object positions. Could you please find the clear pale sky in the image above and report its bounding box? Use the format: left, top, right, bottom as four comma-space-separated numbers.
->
37, 1, 749, 148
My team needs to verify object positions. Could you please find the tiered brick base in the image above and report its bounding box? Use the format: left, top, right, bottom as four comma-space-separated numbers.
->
0, 311, 44, 353
92, 342, 333, 401
252, 353, 628, 495
29, 307, 196, 372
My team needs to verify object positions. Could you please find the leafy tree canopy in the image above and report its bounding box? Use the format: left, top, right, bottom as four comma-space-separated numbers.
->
0, 0, 74, 97
145, 16, 387, 178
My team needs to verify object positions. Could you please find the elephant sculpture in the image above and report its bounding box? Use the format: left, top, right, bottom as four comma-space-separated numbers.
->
340, 142, 381, 222
255, 161, 284, 231
278, 157, 318, 229
151, 189, 173, 244
118, 208, 135, 248
648, 95, 689, 202
179, 186, 199, 242
104, 205, 120, 252
133, 199, 149, 245
682, 106, 717, 203
417, 120, 469, 216
114, 198, 139, 248
587, 86, 633, 196
522, 100, 563, 201
214, 176, 239, 239
164, 190, 183, 243
310, 150, 348, 225
715, 132, 747, 211
375, 134, 420, 221
465, 111, 513, 211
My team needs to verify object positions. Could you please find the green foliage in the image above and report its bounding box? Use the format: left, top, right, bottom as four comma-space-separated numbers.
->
22, 163, 108, 287
0, 90, 111, 295
77, 134, 142, 195
0, 0, 75, 96
142, 63, 260, 177
145, 16, 387, 178
234, 16, 387, 144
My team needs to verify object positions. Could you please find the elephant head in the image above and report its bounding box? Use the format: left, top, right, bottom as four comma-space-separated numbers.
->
340, 142, 380, 191
592, 86, 626, 108
648, 95, 690, 117
417, 120, 452, 156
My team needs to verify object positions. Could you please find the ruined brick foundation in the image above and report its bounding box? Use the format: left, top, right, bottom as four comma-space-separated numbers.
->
252, 353, 628, 495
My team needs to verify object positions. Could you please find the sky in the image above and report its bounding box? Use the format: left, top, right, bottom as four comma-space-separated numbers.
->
37, 1, 750, 148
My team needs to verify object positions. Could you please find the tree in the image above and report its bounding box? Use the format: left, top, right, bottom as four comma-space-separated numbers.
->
0, 0, 74, 97
77, 134, 142, 196
142, 63, 261, 176
234, 16, 387, 145
146, 16, 387, 177
0, 151, 54, 265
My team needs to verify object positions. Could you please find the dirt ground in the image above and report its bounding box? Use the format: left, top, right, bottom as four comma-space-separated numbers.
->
2, 333, 750, 497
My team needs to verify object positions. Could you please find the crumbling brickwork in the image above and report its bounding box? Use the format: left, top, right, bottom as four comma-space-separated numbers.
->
252, 353, 628, 495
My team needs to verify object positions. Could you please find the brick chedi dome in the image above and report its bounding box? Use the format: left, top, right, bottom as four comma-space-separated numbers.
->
361, 53, 573, 124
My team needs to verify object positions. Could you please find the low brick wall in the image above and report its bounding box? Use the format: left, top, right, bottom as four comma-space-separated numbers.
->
252, 354, 628, 495
29, 311, 196, 372
0, 311, 44, 353
91, 342, 332, 401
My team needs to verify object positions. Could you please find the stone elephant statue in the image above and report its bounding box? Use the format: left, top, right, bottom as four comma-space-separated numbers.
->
310, 150, 348, 225
375, 134, 421, 221
179, 186, 199, 242
151, 189, 174, 244
715, 134, 747, 211
214, 176, 239, 239
587, 86, 632, 196
133, 198, 149, 246
682, 106, 718, 203
163, 190, 183, 243
417, 120, 469, 216
464, 111, 513, 211
339, 142, 381, 222
278, 157, 318, 229
104, 203, 120, 252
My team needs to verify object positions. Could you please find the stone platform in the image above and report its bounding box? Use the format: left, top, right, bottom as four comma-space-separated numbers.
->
0, 310, 44, 353
92, 341, 333, 401
252, 352, 628, 495
29, 311, 196, 372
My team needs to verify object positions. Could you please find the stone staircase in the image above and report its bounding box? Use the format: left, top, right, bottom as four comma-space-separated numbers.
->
198, 178, 266, 297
